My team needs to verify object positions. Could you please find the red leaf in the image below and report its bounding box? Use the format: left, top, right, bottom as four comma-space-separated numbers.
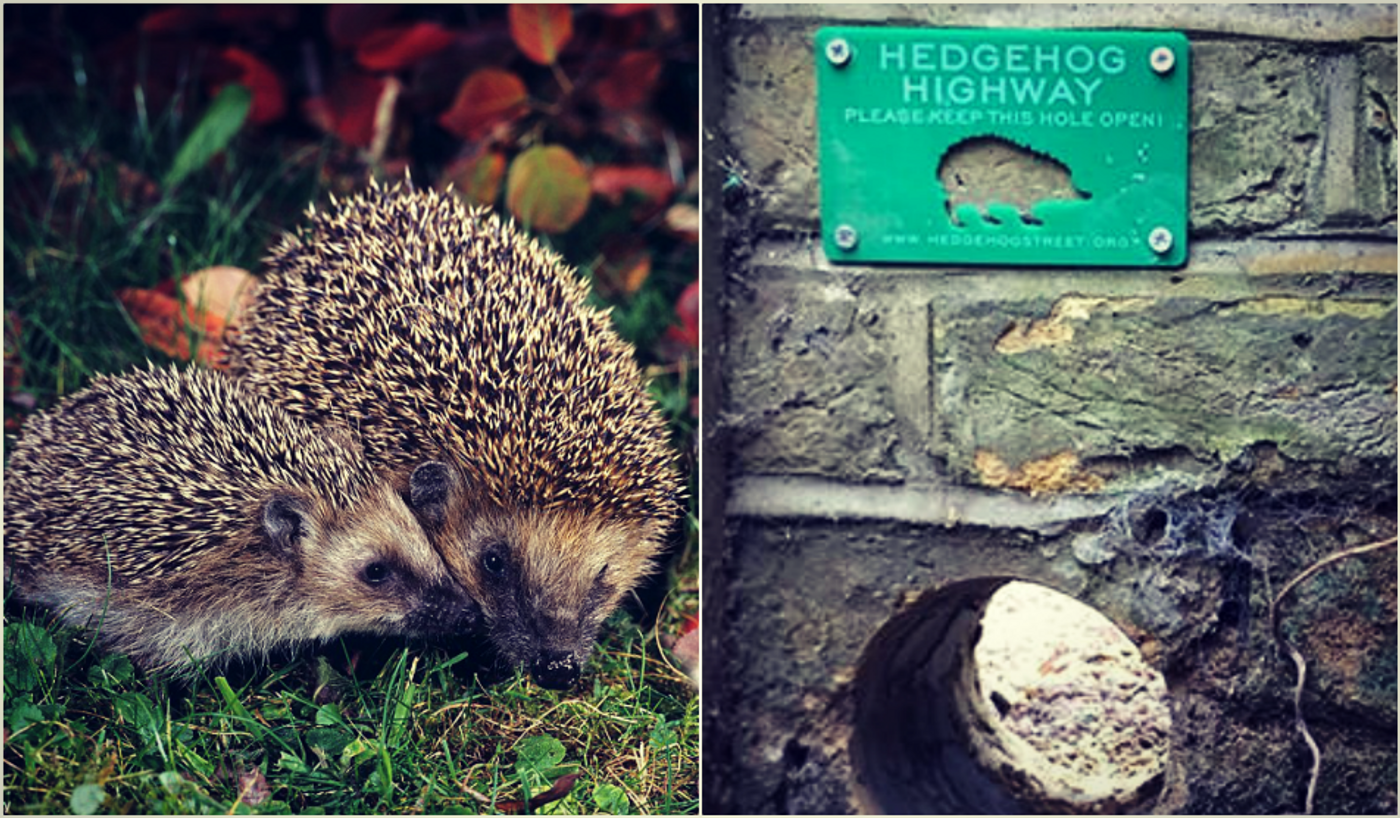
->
590, 164, 674, 220
442, 150, 507, 207
324, 73, 387, 148
509, 4, 573, 66
356, 21, 457, 71
327, 4, 399, 49
216, 48, 285, 126
496, 772, 583, 814
437, 68, 528, 141
673, 279, 698, 348
506, 145, 591, 234
601, 4, 654, 16
593, 50, 662, 109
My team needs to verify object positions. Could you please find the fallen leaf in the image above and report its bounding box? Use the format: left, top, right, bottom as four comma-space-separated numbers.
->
590, 164, 674, 221
600, 4, 654, 16
442, 150, 507, 206
323, 72, 387, 148
180, 266, 258, 328
216, 48, 286, 126
663, 203, 699, 243
506, 145, 591, 234
437, 68, 528, 141
117, 286, 230, 367
509, 4, 573, 66
670, 279, 698, 349
496, 772, 583, 814
356, 21, 457, 71
235, 768, 271, 807
593, 50, 662, 110
672, 627, 699, 686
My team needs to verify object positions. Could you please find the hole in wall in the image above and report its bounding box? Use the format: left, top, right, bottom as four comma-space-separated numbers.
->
850, 578, 1170, 814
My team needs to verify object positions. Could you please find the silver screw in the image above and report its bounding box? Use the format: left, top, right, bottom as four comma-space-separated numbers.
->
833, 224, 859, 250
1150, 46, 1175, 74
1148, 227, 1173, 253
825, 38, 851, 67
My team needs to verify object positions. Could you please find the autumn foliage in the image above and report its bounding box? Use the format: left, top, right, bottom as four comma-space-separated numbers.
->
6, 4, 697, 402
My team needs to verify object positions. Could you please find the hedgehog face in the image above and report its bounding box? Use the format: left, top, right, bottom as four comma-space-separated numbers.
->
287, 483, 480, 641
437, 507, 666, 690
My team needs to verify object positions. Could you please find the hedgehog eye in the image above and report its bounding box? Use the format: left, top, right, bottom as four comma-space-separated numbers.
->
482, 551, 506, 576
361, 561, 392, 586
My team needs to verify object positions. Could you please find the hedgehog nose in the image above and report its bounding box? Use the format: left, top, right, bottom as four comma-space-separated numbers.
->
532, 651, 579, 690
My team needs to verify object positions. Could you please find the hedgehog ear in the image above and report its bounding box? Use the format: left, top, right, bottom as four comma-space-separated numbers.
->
263, 495, 311, 553
409, 461, 456, 528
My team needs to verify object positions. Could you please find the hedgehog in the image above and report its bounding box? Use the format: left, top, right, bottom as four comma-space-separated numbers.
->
225, 180, 682, 689
3, 364, 479, 676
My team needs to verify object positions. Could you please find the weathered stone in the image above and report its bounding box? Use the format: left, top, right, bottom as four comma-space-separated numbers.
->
1319, 53, 1365, 226
725, 25, 819, 233
1189, 41, 1321, 236
724, 276, 904, 481
738, 4, 1398, 42
1359, 43, 1398, 221
936, 295, 1398, 483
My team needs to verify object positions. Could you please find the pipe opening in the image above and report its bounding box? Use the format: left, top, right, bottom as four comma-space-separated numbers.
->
850, 579, 1170, 814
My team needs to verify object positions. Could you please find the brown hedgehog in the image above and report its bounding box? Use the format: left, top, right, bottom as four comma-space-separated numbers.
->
226, 181, 682, 689
3, 364, 478, 676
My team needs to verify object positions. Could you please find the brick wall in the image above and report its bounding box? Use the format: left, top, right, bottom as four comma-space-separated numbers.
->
702, 4, 1397, 813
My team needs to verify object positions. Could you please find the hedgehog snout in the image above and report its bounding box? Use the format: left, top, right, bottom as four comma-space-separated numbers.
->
405, 578, 481, 636
532, 649, 581, 690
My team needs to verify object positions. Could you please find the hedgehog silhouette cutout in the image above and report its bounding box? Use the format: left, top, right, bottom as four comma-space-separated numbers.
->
937, 136, 1091, 227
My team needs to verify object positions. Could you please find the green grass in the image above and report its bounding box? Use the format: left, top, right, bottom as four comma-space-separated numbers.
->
5, 591, 699, 815
4, 30, 698, 817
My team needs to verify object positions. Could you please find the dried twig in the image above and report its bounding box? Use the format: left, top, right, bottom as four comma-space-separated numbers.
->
1269, 536, 1397, 815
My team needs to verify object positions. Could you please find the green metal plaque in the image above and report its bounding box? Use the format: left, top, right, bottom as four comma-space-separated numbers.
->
817, 27, 1190, 267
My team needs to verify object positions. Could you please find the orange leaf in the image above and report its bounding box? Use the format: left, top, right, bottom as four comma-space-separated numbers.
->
593, 50, 662, 109
356, 21, 457, 71
217, 48, 286, 125
505, 145, 590, 234
590, 164, 674, 220
442, 150, 507, 207
116, 288, 229, 366
437, 68, 528, 141
509, 4, 573, 66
